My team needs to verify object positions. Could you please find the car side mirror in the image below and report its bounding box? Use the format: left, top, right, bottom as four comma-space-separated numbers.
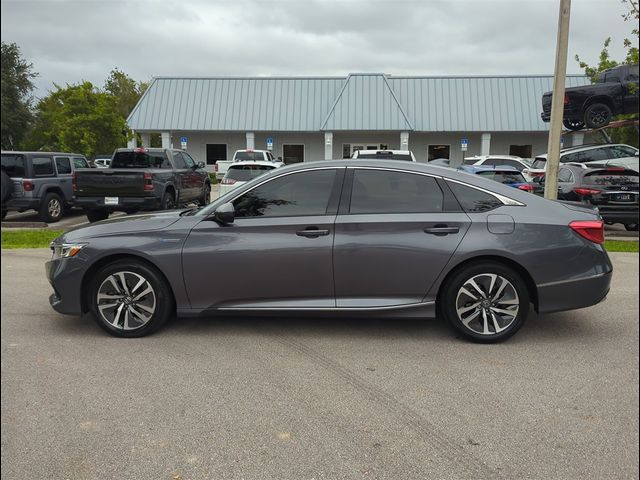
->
212, 202, 235, 224
635, 151, 639, 157
197, 161, 205, 169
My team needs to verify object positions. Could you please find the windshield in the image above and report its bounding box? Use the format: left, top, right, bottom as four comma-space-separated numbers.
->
532, 158, 546, 169
234, 151, 266, 161
476, 171, 526, 184
463, 159, 478, 165
584, 170, 639, 186
111, 151, 170, 168
225, 164, 274, 181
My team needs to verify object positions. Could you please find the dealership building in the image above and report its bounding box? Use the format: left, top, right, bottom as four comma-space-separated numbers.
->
126, 72, 590, 169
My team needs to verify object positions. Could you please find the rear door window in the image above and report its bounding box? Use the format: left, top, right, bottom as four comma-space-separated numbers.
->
476, 171, 526, 184
1, 154, 26, 177
32, 156, 55, 176
55, 156, 72, 174
112, 151, 171, 169
172, 152, 187, 169
558, 168, 574, 183
225, 164, 274, 182
532, 158, 546, 169
446, 181, 504, 212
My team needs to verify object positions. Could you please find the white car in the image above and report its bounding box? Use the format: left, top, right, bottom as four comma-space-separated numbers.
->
219, 160, 282, 196
352, 149, 416, 161
463, 155, 532, 173
215, 149, 282, 179
94, 158, 111, 168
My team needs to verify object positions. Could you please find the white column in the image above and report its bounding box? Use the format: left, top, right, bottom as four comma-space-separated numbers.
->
140, 133, 151, 147
127, 136, 137, 148
481, 133, 491, 155
571, 132, 584, 147
161, 132, 171, 149
324, 132, 333, 160
246, 132, 255, 150
400, 131, 409, 150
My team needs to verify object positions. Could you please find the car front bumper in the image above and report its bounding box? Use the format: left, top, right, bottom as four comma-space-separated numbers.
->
45, 256, 85, 315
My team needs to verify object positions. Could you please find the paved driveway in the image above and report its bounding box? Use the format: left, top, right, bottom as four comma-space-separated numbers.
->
1, 250, 638, 480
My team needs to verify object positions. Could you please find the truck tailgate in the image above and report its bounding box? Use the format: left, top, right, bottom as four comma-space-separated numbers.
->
75, 169, 146, 196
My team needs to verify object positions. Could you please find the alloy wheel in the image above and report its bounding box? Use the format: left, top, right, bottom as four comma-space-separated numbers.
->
96, 271, 156, 330
48, 198, 62, 219
455, 273, 520, 335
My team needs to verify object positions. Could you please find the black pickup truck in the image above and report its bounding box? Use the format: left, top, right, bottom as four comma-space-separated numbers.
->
541, 64, 639, 130
74, 148, 210, 222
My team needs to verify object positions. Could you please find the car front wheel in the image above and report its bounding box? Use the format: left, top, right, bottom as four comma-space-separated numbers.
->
440, 262, 530, 343
89, 260, 174, 337
584, 103, 612, 129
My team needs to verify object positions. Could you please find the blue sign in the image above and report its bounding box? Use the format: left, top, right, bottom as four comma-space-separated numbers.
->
266, 137, 273, 146
461, 138, 468, 146
180, 136, 188, 143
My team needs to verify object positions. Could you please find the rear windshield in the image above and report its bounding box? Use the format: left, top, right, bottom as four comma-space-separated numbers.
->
1, 154, 26, 177
225, 164, 274, 181
532, 158, 546, 169
476, 171, 526, 184
463, 159, 479, 165
234, 151, 265, 161
111, 151, 170, 169
356, 152, 413, 161
584, 170, 639, 186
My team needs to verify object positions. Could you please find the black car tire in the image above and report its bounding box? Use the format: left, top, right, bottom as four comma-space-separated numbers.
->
625, 223, 638, 231
440, 261, 530, 343
563, 118, 586, 131
199, 183, 211, 206
1, 209, 7, 220
584, 103, 613, 129
1, 170, 13, 203
39, 192, 64, 223
88, 259, 174, 338
86, 210, 110, 223
161, 191, 176, 210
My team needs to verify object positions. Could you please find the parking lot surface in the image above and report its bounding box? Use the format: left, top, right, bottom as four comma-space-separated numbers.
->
1, 249, 638, 480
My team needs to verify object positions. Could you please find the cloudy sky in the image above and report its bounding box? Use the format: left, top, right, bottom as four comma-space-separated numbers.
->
1, 0, 636, 97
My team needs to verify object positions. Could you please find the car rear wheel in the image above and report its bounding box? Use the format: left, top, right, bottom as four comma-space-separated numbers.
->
625, 223, 638, 231
199, 183, 211, 206
89, 260, 174, 337
584, 103, 612, 129
161, 191, 176, 210
1, 170, 14, 203
39, 192, 63, 223
440, 262, 530, 343
86, 210, 109, 223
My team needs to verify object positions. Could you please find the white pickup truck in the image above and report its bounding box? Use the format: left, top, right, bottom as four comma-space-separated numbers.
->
215, 149, 282, 178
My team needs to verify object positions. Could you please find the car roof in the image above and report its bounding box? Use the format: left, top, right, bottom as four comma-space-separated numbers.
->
535, 143, 638, 159
235, 149, 270, 153
458, 165, 520, 173
356, 150, 413, 155
228, 160, 278, 168
464, 155, 525, 161
1, 150, 86, 156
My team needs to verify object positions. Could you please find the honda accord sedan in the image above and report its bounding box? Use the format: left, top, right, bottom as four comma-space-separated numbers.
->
46, 160, 613, 342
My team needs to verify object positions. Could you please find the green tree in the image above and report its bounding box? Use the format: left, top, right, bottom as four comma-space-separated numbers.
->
1, 42, 37, 149
104, 68, 149, 118
25, 82, 129, 158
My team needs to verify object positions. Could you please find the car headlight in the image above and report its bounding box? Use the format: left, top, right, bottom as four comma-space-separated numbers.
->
50, 242, 87, 259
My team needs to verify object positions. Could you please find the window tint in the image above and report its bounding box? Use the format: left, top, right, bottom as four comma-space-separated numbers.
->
447, 181, 503, 213
112, 151, 170, 168
172, 152, 187, 169
32, 157, 54, 176
234, 169, 336, 218
476, 171, 526, 184
73, 157, 89, 169
584, 170, 638, 186
1, 154, 26, 177
234, 151, 266, 161
558, 168, 574, 183
627, 65, 639, 81
488, 159, 523, 171
350, 170, 443, 214
609, 145, 637, 158
225, 164, 274, 182
181, 152, 196, 168
55, 156, 72, 174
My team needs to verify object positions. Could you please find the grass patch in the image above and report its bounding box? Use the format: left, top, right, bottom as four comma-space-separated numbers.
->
604, 240, 639, 253
1, 229, 63, 249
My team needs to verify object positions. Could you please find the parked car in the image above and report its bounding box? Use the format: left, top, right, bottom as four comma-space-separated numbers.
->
458, 165, 541, 194
352, 149, 417, 161
535, 164, 639, 231
215, 149, 281, 179
1, 151, 91, 222
541, 64, 639, 130
47, 159, 612, 343
463, 155, 532, 172
428, 158, 451, 167
219, 161, 282, 196
73, 148, 210, 223
94, 156, 111, 168
523, 143, 639, 179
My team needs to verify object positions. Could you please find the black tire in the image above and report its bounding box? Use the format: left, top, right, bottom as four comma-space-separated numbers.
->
584, 103, 612, 129
440, 261, 530, 343
161, 190, 176, 210
563, 118, 585, 131
1, 170, 13, 204
88, 259, 174, 338
199, 183, 211, 206
39, 192, 64, 223
1, 210, 7, 220
86, 210, 110, 223
624, 223, 639, 231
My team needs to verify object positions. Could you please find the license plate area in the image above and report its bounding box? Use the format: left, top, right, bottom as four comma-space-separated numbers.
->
612, 193, 634, 202
104, 196, 119, 205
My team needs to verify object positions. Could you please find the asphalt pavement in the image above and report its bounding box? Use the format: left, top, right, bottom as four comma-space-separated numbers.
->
1, 249, 638, 480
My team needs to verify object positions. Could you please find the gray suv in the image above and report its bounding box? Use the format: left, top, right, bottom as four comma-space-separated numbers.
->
1, 151, 91, 222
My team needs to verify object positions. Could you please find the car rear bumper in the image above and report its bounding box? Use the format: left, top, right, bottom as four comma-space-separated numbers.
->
2, 197, 41, 211
537, 269, 613, 314
74, 196, 161, 212
45, 257, 84, 315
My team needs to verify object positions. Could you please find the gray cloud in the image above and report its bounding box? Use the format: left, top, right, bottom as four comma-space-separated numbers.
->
1, 0, 635, 98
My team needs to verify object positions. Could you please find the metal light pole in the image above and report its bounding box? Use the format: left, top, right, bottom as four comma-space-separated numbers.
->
544, 0, 572, 200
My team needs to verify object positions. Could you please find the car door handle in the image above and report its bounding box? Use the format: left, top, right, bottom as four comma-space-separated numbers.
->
424, 225, 460, 235
296, 228, 330, 238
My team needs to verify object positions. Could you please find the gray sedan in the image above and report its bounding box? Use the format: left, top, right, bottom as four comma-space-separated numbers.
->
46, 160, 613, 342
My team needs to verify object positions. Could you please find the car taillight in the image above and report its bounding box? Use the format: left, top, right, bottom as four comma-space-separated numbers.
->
72, 172, 77, 192
221, 178, 236, 185
530, 172, 545, 177
569, 220, 604, 244
563, 94, 569, 105
143, 172, 154, 191
214, 164, 218, 172
22, 180, 34, 191
517, 184, 535, 192
574, 187, 602, 196
134, 147, 148, 153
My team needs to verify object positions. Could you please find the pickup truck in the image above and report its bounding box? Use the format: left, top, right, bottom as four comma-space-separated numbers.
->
215, 149, 281, 178
73, 148, 210, 222
541, 64, 639, 130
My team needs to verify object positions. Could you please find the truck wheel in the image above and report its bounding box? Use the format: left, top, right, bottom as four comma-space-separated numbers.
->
563, 118, 585, 131
161, 191, 176, 210
1, 210, 7, 220
86, 210, 109, 223
584, 103, 612, 129
625, 223, 638, 231
39, 192, 63, 223
1, 170, 14, 203
199, 183, 211, 206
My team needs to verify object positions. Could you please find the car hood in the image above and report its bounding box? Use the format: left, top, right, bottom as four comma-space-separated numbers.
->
61, 210, 186, 241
